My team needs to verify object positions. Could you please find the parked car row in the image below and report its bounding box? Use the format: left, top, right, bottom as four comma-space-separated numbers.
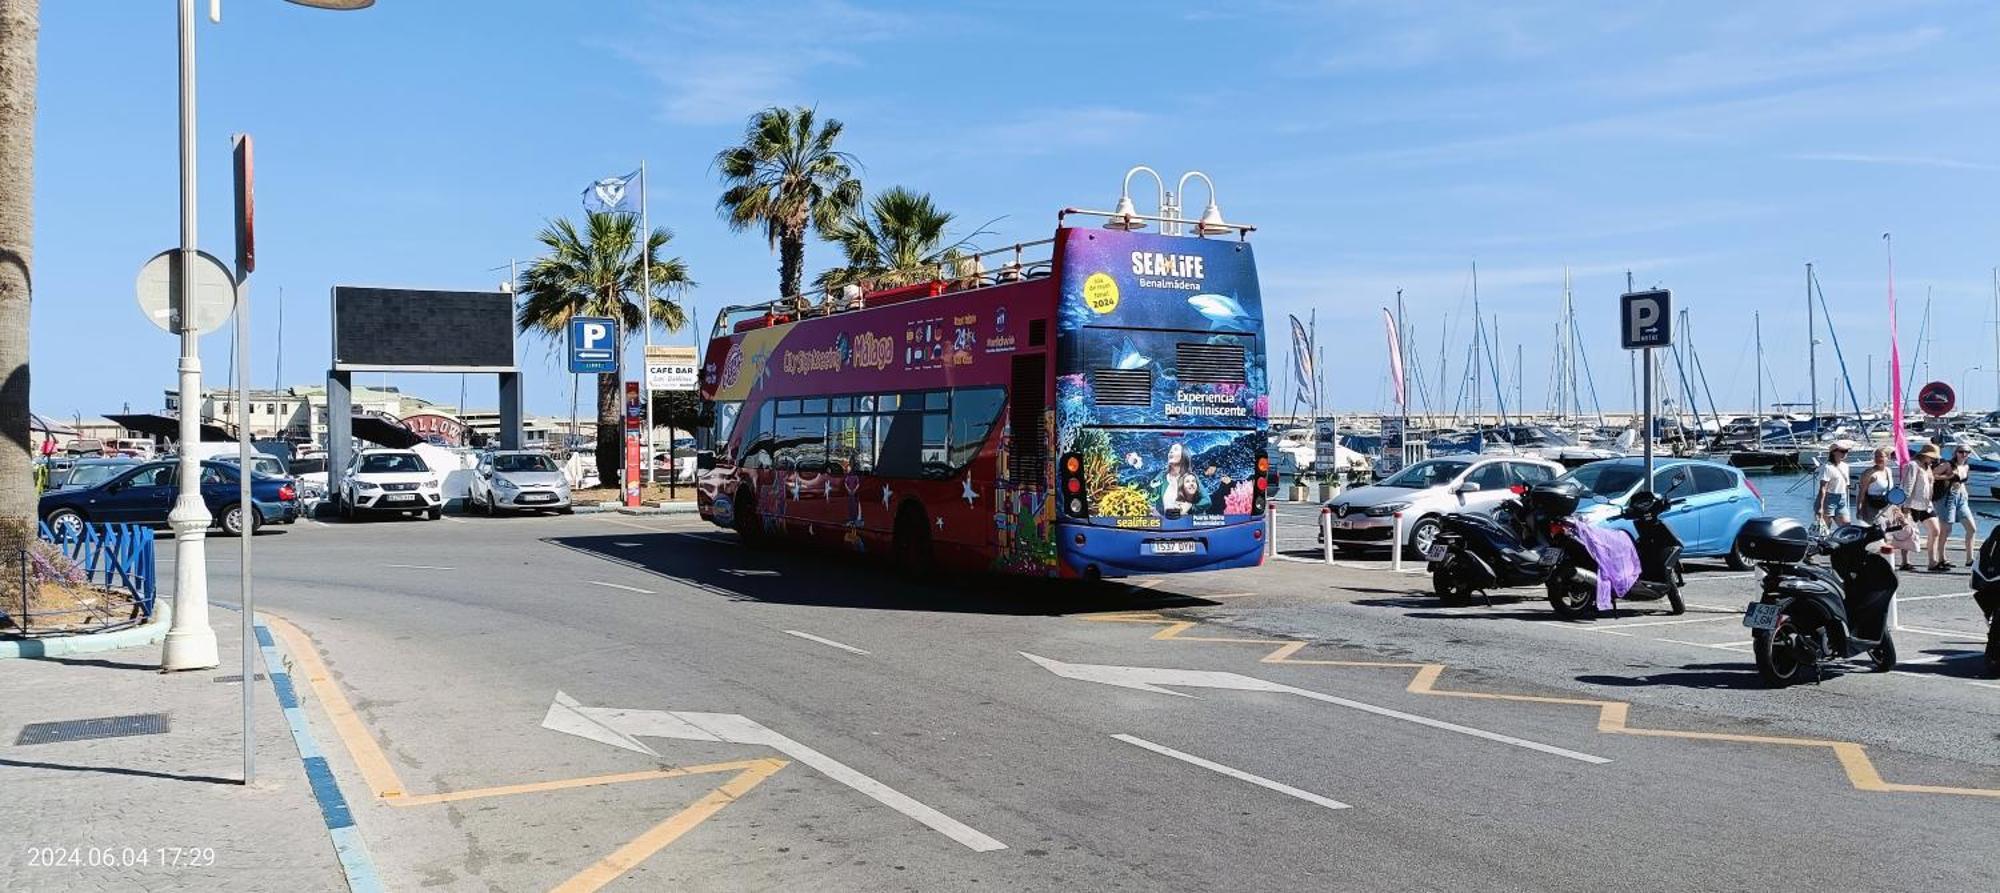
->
1320, 454, 1762, 569
39, 459, 299, 538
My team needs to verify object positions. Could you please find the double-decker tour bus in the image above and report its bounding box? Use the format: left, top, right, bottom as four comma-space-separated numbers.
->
695, 179, 1268, 579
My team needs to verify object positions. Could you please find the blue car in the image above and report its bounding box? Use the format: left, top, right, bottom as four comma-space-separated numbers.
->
39, 459, 300, 539
1558, 457, 1763, 568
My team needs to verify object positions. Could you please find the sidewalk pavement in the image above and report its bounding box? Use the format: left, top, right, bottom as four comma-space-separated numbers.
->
0, 616, 348, 892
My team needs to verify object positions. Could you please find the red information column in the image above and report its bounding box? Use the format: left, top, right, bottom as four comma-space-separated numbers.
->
624, 381, 643, 507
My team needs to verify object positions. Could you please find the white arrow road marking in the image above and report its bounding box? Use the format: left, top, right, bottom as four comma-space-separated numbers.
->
1022, 653, 1610, 765
783, 630, 871, 655
1112, 734, 1350, 811
542, 692, 1004, 852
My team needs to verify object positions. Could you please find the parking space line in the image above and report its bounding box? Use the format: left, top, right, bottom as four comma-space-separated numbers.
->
1655, 637, 1752, 652
1113, 734, 1350, 811
1897, 591, 1972, 602
383, 564, 453, 571
440, 515, 467, 524
551, 759, 788, 893
586, 581, 656, 595
1586, 615, 1738, 630
783, 630, 871, 655
1894, 625, 1986, 640
1089, 612, 2000, 799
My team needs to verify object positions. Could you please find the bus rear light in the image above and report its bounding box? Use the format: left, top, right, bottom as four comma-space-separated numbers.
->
1256, 455, 1270, 473
1059, 452, 1088, 518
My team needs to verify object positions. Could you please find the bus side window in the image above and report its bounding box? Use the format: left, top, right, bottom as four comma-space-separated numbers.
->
736, 401, 775, 469
877, 399, 926, 478
947, 387, 1006, 470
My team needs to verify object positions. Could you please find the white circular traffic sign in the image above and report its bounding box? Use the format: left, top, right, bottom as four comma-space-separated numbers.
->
136, 249, 237, 335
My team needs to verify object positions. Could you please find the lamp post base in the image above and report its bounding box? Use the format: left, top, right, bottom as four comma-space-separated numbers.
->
161, 487, 218, 672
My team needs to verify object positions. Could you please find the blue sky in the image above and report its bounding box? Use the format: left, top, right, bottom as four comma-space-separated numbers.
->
30, 0, 2000, 422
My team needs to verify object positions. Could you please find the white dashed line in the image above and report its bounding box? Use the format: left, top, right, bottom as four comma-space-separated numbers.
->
586, 580, 656, 595
783, 630, 871, 655
1113, 734, 1351, 811
383, 564, 453, 571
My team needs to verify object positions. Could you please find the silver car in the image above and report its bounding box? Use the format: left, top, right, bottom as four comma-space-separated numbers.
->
468, 450, 572, 515
1320, 456, 1564, 557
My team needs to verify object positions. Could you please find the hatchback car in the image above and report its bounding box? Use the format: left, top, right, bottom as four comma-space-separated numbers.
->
1560, 457, 1762, 568
467, 450, 572, 515
340, 449, 442, 520
40, 460, 298, 538
1321, 456, 1565, 557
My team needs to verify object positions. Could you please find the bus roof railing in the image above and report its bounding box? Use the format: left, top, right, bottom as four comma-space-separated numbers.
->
705, 206, 1256, 342
707, 236, 1061, 340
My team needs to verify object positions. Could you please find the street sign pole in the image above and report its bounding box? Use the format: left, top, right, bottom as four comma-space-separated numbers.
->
1642, 347, 1653, 485
232, 132, 256, 785
1622, 288, 1673, 491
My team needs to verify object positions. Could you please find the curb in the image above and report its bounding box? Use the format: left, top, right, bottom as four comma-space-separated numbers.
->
574, 502, 699, 516
0, 602, 173, 660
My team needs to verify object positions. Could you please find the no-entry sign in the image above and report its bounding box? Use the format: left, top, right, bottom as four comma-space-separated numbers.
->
1918, 381, 1955, 417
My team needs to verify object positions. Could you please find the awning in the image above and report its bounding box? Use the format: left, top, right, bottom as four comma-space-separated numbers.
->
105, 413, 237, 443
351, 416, 425, 449
29, 413, 77, 437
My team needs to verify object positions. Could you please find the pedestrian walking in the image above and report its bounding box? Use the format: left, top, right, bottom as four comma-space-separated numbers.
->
1940, 444, 1979, 567
1858, 447, 1895, 523
1901, 443, 1943, 572
1815, 440, 1855, 529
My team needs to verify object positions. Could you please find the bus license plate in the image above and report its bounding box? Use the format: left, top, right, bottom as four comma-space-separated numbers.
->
1742, 602, 1780, 630
1148, 539, 1199, 555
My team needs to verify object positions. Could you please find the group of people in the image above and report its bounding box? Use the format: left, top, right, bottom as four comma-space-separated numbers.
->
1816, 440, 1980, 572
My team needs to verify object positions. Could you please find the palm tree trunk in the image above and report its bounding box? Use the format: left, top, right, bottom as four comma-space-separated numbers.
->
778, 230, 805, 298
0, 0, 39, 547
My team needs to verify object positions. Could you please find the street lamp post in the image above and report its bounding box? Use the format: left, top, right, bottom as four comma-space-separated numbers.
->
160, 0, 374, 673
160, 0, 217, 671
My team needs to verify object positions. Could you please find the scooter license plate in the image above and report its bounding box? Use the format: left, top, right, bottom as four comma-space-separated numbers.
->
1421, 544, 1449, 561
1537, 547, 1564, 565
1742, 602, 1780, 630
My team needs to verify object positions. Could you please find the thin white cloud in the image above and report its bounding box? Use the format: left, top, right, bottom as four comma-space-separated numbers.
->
959, 107, 1156, 158
1789, 152, 1997, 172
614, 1, 926, 125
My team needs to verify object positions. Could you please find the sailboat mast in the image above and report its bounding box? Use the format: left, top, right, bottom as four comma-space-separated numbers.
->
1471, 262, 1482, 431
1992, 267, 1999, 410
1755, 312, 1764, 449
1396, 288, 1409, 441
1807, 263, 1818, 435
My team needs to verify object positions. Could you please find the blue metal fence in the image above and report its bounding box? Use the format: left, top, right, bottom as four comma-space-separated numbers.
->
37, 522, 159, 619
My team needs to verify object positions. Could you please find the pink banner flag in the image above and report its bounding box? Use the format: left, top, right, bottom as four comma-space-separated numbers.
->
1885, 234, 1908, 465
1382, 308, 1406, 411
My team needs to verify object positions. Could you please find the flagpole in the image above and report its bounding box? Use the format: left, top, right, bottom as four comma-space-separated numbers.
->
641, 160, 654, 490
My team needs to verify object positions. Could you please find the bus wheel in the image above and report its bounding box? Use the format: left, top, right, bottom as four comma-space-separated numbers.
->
894, 505, 933, 580
733, 490, 765, 548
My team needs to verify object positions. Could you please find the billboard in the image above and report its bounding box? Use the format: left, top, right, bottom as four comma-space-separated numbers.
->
332, 287, 516, 372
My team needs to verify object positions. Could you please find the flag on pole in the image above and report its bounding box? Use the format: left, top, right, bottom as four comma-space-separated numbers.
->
1885, 234, 1908, 465
1289, 314, 1315, 407
582, 169, 642, 215
1382, 307, 1406, 411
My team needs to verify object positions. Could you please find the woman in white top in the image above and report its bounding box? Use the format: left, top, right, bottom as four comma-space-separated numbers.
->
1901, 443, 1942, 572
1858, 447, 1895, 523
1814, 441, 1854, 529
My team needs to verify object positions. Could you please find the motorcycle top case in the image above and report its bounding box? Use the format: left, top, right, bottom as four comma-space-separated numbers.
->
1737, 516, 1810, 564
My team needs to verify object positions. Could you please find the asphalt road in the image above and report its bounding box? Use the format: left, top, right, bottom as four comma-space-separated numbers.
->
181, 509, 1999, 892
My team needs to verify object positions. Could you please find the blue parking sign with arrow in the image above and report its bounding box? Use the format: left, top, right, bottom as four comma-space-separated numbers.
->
569, 316, 618, 374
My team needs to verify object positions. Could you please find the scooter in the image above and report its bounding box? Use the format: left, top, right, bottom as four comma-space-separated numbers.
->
1545, 488, 1686, 619
1425, 489, 1559, 605
1970, 513, 2000, 677
1738, 512, 1900, 687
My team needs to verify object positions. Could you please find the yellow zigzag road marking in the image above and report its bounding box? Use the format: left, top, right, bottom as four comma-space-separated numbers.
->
1080, 612, 2000, 799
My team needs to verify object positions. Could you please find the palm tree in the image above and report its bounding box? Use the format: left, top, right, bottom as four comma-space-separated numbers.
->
815, 187, 966, 291
713, 105, 862, 300
516, 212, 692, 485
0, 0, 37, 545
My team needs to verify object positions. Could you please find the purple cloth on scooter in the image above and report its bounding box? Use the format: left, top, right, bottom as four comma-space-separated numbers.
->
1567, 518, 1641, 611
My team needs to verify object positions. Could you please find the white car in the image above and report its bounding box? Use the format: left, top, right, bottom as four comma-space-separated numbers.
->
468, 450, 573, 515
1319, 455, 1565, 557
340, 449, 442, 520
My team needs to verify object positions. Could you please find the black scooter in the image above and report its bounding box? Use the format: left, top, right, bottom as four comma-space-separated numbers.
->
1738, 515, 1899, 687
1969, 516, 2000, 677
1425, 489, 1559, 605
1545, 489, 1686, 619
